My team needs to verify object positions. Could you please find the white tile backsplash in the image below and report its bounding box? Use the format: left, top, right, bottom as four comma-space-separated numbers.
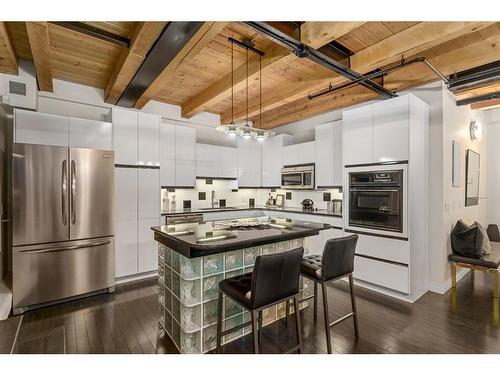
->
161, 179, 342, 212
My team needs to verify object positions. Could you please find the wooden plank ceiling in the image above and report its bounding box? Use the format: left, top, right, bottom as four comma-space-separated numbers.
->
0, 21, 499, 127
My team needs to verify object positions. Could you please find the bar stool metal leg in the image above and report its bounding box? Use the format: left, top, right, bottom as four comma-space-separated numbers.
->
285, 299, 290, 327
349, 274, 359, 339
293, 296, 302, 353
258, 310, 263, 352
216, 291, 223, 353
321, 282, 332, 354
251, 310, 260, 354
313, 281, 318, 322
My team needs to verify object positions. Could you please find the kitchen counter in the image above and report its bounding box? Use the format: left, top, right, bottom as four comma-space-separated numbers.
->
154, 215, 321, 353
152, 216, 331, 258
161, 205, 342, 218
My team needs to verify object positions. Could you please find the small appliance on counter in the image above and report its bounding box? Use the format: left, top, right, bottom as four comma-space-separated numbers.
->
301, 199, 314, 212
327, 199, 342, 215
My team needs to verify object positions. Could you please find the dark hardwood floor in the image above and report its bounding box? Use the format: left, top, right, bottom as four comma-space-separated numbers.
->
2, 270, 500, 354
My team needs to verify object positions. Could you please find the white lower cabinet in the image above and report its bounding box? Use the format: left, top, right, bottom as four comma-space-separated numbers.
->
138, 169, 160, 219
138, 218, 160, 273
116, 220, 138, 278
354, 255, 409, 294
115, 168, 137, 221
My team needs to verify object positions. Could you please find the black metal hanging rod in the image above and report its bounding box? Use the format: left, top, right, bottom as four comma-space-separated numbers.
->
307, 57, 448, 100
227, 37, 264, 56
456, 92, 500, 106
244, 21, 396, 99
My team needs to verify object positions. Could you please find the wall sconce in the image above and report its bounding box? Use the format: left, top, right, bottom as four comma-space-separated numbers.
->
470, 120, 482, 141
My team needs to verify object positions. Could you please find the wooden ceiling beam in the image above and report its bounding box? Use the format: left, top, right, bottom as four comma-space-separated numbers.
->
105, 22, 167, 104
351, 21, 494, 74
471, 98, 500, 110
26, 22, 53, 92
181, 21, 363, 119
0, 22, 18, 74
133, 21, 227, 109
221, 22, 498, 125
252, 25, 500, 128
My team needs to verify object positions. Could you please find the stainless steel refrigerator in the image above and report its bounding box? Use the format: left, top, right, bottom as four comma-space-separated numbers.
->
12, 143, 115, 314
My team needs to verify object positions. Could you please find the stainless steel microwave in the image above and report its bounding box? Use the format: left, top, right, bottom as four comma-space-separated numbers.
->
281, 164, 315, 190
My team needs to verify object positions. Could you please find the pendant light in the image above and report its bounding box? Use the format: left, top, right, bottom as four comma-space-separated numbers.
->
217, 37, 274, 140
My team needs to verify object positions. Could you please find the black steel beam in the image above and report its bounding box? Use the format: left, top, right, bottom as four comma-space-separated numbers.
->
117, 22, 204, 108
448, 60, 500, 92
244, 21, 396, 99
456, 92, 500, 106
51, 22, 130, 48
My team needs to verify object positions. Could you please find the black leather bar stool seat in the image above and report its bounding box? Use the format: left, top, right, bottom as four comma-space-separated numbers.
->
294, 235, 359, 354
216, 247, 304, 354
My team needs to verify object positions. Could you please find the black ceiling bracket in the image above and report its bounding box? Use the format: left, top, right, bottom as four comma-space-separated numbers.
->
244, 21, 396, 99
227, 37, 264, 56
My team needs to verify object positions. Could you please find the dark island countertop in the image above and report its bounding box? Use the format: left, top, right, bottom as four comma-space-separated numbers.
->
161, 205, 342, 218
152, 216, 331, 258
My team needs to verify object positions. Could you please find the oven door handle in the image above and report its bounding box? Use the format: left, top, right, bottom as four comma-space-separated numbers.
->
349, 188, 400, 192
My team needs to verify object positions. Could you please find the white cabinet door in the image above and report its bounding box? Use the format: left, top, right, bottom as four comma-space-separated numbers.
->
138, 218, 159, 273
237, 138, 261, 187
161, 160, 176, 187
373, 95, 409, 162
196, 144, 218, 177
175, 159, 196, 187
138, 112, 160, 166
113, 107, 138, 165
342, 105, 373, 166
218, 146, 238, 178
175, 126, 196, 161
261, 136, 283, 187
332, 123, 343, 186
15, 109, 69, 146
283, 141, 315, 166
69, 117, 112, 150
115, 219, 138, 277
160, 123, 176, 161
115, 168, 137, 221
315, 123, 334, 187
138, 168, 160, 219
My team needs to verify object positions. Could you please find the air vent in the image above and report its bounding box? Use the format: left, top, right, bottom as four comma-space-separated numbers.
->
8, 80, 27, 96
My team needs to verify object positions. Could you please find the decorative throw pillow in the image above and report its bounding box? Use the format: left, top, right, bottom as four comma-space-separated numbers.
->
450, 220, 483, 258
476, 222, 491, 255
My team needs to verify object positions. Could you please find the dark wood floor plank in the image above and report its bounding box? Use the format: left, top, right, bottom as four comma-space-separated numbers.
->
0, 316, 22, 354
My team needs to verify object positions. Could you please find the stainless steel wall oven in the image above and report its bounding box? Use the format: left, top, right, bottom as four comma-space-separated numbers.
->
348, 170, 404, 233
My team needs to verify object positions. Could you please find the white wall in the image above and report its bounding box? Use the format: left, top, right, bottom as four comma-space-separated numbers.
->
486, 108, 500, 227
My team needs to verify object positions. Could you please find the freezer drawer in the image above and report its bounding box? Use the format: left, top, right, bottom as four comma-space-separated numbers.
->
13, 237, 115, 311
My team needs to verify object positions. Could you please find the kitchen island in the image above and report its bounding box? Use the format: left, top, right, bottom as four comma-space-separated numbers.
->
152, 216, 331, 353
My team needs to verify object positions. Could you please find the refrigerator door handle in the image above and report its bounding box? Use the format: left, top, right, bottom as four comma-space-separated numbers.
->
71, 159, 76, 225
19, 240, 111, 254
62, 159, 68, 225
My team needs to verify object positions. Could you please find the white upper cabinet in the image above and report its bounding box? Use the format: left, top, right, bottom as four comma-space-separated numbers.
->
373, 95, 409, 162
160, 123, 176, 160
175, 159, 196, 187
113, 107, 138, 165
262, 134, 292, 187
175, 126, 196, 161
138, 168, 160, 219
283, 141, 315, 166
342, 104, 373, 166
217, 146, 238, 178
237, 138, 262, 187
69, 117, 112, 150
315, 121, 342, 187
343, 94, 415, 166
14, 109, 69, 147
138, 112, 160, 166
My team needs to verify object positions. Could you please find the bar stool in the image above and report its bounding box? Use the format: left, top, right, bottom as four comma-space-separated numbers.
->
294, 234, 359, 354
216, 247, 304, 354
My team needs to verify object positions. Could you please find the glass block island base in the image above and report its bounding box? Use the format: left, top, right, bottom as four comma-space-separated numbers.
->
157, 239, 314, 353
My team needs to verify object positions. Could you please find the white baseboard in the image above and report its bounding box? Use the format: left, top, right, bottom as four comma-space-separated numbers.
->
0, 275, 12, 320
115, 271, 157, 285
428, 268, 470, 295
